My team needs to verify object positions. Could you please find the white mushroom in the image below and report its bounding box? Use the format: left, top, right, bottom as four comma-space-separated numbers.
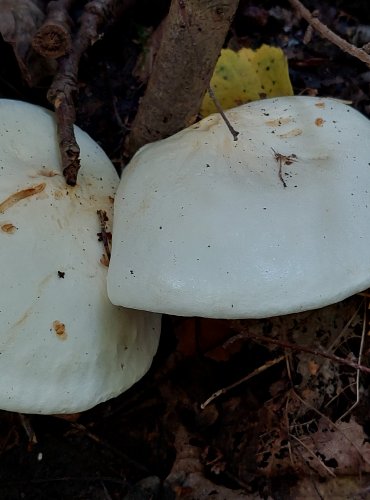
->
0, 99, 161, 414
107, 96, 370, 319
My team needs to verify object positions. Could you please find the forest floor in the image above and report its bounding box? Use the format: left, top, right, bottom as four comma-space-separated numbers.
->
1, 1, 370, 499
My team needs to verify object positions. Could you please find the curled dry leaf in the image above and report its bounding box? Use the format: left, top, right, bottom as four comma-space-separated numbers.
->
299, 417, 370, 475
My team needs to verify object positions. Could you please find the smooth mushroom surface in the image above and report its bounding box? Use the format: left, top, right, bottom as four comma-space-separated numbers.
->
0, 99, 161, 414
108, 96, 370, 319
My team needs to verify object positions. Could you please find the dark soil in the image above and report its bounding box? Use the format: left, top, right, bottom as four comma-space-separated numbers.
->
1, 1, 370, 499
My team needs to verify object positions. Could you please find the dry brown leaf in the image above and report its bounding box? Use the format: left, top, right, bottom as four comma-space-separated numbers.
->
290, 475, 370, 500
300, 417, 370, 475
165, 425, 251, 499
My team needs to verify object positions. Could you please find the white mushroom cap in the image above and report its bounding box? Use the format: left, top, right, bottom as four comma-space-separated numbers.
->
108, 96, 370, 319
0, 99, 161, 414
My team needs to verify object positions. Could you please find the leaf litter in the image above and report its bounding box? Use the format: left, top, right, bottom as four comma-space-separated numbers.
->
0, 0, 370, 498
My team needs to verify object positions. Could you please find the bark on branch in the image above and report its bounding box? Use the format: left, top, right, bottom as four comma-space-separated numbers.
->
126, 0, 240, 156
289, 0, 370, 68
47, 0, 136, 185
32, 0, 76, 59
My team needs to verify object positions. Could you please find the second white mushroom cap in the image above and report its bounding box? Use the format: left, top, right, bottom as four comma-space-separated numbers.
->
108, 96, 370, 319
0, 99, 161, 414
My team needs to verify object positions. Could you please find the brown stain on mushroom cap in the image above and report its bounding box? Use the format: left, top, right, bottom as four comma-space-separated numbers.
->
0, 183, 46, 214
315, 117, 325, 127
278, 128, 303, 139
265, 116, 292, 127
37, 169, 59, 177
192, 114, 221, 132
1, 223, 16, 234
11, 308, 33, 331
53, 189, 65, 200
53, 320, 67, 340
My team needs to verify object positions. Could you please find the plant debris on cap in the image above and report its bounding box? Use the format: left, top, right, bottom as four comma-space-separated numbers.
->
108, 96, 370, 319
0, 99, 161, 414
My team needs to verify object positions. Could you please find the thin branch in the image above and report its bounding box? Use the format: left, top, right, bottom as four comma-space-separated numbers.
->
289, 0, 370, 67
289, 433, 336, 477
207, 85, 239, 141
32, 0, 75, 59
200, 354, 286, 409
233, 330, 370, 375
18, 414, 37, 447
97, 209, 112, 266
293, 390, 367, 463
336, 301, 367, 421
326, 299, 364, 352
47, 0, 136, 185
126, 0, 240, 156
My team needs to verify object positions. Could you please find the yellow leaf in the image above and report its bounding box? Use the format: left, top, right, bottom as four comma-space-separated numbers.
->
200, 45, 293, 117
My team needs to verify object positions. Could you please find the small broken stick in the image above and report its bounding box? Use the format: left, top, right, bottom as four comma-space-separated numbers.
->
207, 85, 239, 141
32, 0, 75, 59
201, 355, 286, 408
47, 0, 136, 185
97, 209, 112, 266
272, 148, 298, 188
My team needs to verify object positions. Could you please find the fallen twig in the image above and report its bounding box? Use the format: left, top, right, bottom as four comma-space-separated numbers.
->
0, 0, 53, 86
292, 390, 367, 462
32, 0, 75, 59
207, 85, 239, 141
126, 0, 240, 156
97, 209, 112, 266
201, 355, 286, 409
289, 432, 336, 477
289, 0, 370, 67
18, 413, 37, 448
234, 330, 370, 375
271, 148, 298, 188
47, 0, 135, 185
336, 301, 367, 421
